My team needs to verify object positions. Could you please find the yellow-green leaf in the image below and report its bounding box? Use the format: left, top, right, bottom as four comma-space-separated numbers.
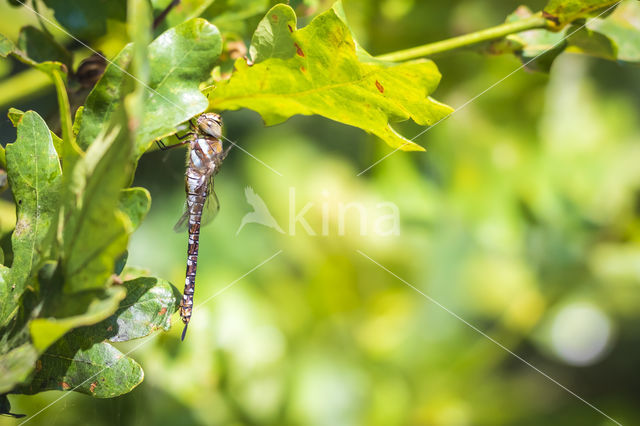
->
543, 0, 620, 29
209, 4, 453, 151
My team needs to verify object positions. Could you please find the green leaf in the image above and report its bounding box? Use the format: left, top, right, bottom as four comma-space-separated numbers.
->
114, 252, 128, 276
0, 266, 38, 395
566, 24, 617, 59
118, 188, 152, 231
0, 342, 39, 394
249, 2, 298, 63
41, 0, 127, 40
0, 34, 75, 161
500, 6, 619, 72
29, 286, 126, 353
79, 277, 180, 342
77, 18, 222, 156
8, 107, 64, 156
62, 110, 134, 293
543, 0, 620, 29
125, 0, 153, 154
0, 31, 66, 76
1, 111, 62, 326
154, 0, 272, 36
503, 7, 567, 72
0, 394, 25, 418
588, 0, 640, 63
209, 5, 453, 151
0, 33, 14, 57
15, 338, 143, 398
0, 266, 9, 318
17, 26, 72, 71
76, 46, 133, 152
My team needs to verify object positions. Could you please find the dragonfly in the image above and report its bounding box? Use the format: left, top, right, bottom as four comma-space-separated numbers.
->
163, 113, 230, 340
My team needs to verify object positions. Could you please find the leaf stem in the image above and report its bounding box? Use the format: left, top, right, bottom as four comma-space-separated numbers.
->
50, 69, 72, 143
49, 68, 81, 163
375, 13, 551, 62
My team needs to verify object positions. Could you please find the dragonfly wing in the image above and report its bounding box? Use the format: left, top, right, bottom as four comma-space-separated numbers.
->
200, 188, 220, 228
173, 187, 219, 233
173, 202, 189, 233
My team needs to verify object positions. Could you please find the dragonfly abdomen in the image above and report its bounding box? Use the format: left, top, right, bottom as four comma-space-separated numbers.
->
180, 193, 206, 340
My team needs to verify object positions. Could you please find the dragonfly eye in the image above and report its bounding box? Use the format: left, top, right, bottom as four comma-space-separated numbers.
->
197, 113, 223, 138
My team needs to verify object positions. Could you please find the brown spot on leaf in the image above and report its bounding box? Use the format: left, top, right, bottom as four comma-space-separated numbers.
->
90, 382, 98, 393
61, 382, 71, 390
375, 80, 384, 93
36, 360, 42, 371
300, 66, 306, 73
107, 325, 113, 332
272, 14, 278, 22
13, 218, 30, 237
294, 43, 305, 57
159, 307, 167, 315
287, 24, 294, 33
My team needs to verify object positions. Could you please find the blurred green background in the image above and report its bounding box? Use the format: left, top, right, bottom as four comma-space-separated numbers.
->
2, 0, 640, 425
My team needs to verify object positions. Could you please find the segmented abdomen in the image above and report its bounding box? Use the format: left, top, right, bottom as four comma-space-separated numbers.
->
179, 182, 208, 339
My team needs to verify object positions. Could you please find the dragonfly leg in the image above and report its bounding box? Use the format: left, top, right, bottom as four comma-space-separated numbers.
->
156, 139, 190, 151
221, 144, 233, 160
155, 139, 167, 150
176, 131, 194, 140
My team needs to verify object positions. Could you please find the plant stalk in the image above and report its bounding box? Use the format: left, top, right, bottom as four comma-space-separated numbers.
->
375, 14, 551, 62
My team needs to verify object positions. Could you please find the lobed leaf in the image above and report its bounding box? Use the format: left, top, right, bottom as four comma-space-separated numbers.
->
543, 0, 621, 29
77, 18, 222, 157
8, 107, 64, 158
78, 277, 180, 342
209, 4, 453, 151
1, 112, 62, 326
12, 278, 177, 397
15, 337, 143, 398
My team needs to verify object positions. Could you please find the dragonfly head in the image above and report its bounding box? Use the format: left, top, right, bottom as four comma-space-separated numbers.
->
197, 113, 223, 139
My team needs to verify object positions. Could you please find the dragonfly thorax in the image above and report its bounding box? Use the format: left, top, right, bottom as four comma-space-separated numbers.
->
189, 136, 222, 172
